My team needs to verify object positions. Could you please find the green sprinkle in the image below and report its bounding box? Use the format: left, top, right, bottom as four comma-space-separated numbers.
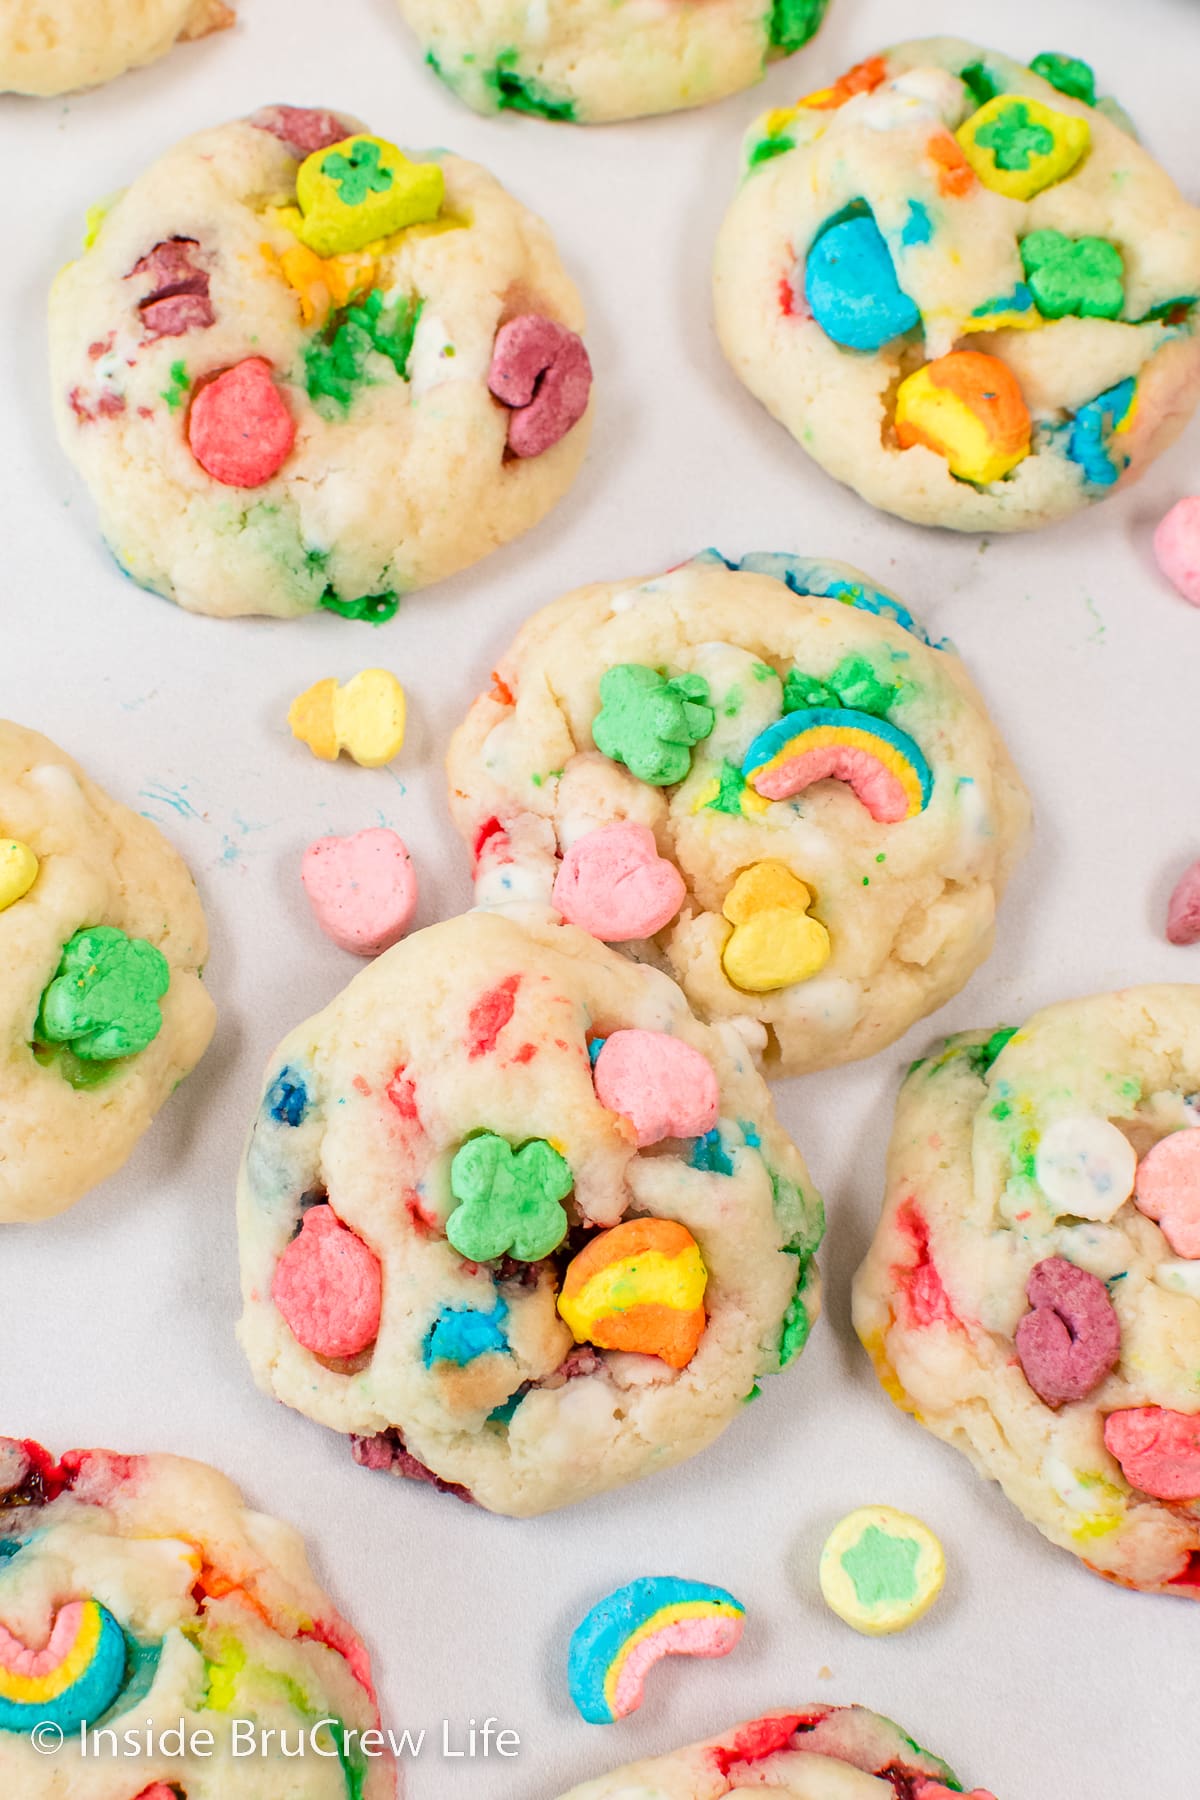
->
748, 135, 796, 169
875, 852, 886, 863
161, 360, 190, 411
319, 588, 400, 624
768, 0, 829, 53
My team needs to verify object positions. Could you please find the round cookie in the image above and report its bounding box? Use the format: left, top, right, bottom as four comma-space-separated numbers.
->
446, 552, 1030, 1075
396, 0, 830, 125
713, 37, 1200, 532
237, 910, 823, 1517
0, 721, 214, 1222
853, 987, 1200, 1599
0, 1438, 393, 1797
49, 108, 593, 620
553, 1705, 995, 1798
0, 0, 232, 96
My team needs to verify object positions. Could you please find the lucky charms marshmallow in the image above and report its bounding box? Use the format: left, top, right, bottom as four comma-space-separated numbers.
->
395, 0, 830, 125
446, 553, 1030, 1075
237, 910, 823, 1517
0, 721, 214, 1222
0, 1439, 395, 1798
854, 988, 1200, 1599
49, 108, 593, 620
713, 38, 1200, 531
553, 1706, 996, 1799
0, 0, 233, 96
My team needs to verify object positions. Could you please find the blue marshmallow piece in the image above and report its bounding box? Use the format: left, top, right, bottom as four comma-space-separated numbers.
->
805, 211, 920, 352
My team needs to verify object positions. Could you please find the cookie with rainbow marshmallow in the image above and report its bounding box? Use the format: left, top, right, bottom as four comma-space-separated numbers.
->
553, 1704, 996, 1798
236, 909, 823, 1517
446, 552, 1029, 1075
394, 0, 830, 125
0, 1437, 394, 1797
0, 720, 214, 1222
0, 0, 233, 97
853, 986, 1200, 1599
713, 37, 1200, 531
48, 108, 593, 620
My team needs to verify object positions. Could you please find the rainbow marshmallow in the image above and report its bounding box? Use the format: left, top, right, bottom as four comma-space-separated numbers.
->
0, 1598, 126, 1732
568, 1577, 745, 1724
742, 707, 932, 822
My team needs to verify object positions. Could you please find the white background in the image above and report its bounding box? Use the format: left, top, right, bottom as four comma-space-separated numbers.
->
2, 0, 1198, 1794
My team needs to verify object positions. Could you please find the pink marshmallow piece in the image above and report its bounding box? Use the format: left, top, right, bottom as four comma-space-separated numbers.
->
0, 1601, 85, 1677
1013, 1256, 1121, 1407
1134, 1129, 1200, 1257
552, 822, 685, 942
593, 1028, 720, 1147
753, 745, 909, 821
302, 827, 418, 957
249, 105, 355, 156
187, 357, 295, 488
1167, 859, 1200, 946
135, 1788, 180, 1800
611, 1612, 744, 1721
272, 1204, 382, 1360
487, 313, 592, 458
1104, 1405, 1200, 1501
915, 1788, 998, 1800
1154, 496, 1200, 607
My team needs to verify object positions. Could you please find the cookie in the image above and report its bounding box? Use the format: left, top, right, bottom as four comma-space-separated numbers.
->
0, 1438, 394, 1797
553, 1704, 995, 1798
396, 0, 830, 125
0, 721, 214, 1222
713, 37, 1200, 531
853, 987, 1200, 1599
49, 108, 593, 620
237, 910, 823, 1517
446, 552, 1029, 1075
0, 0, 232, 96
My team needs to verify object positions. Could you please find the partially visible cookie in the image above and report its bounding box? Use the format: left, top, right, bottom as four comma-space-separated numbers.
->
237, 910, 823, 1517
714, 37, 1200, 531
0, 721, 214, 1222
553, 1704, 995, 1798
49, 109, 593, 619
0, 1438, 394, 1797
396, 0, 830, 125
446, 552, 1029, 1075
1, 0, 233, 97
854, 987, 1200, 1599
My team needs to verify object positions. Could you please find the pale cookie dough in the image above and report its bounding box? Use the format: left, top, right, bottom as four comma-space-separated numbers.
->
446, 552, 1030, 1075
237, 910, 823, 1517
0, 1438, 394, 1798
854, 987, 1200, 1599
49, 108, 593, 620
554, 1704, 994, 1798
397, 0, 829, 125
0, 721, 214, 1223
0, 0, 232, 96
713, 37, 1200, 531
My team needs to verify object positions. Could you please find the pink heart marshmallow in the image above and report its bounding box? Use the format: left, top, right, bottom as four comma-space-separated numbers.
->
301, 827, 417, 957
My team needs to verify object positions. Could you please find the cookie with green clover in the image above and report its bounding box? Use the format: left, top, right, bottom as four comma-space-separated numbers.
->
447, 553, 1029, 1076
715, 36, 1200, 531
0, 721, 214, 1223
392, 0, 831, 125
49, 107, 592, 620
238, 909, 823, 1516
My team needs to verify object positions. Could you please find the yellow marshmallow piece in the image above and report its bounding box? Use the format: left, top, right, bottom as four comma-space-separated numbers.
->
288, 670, 407, 768
820, 1506, 946, 1636
295, 136, 444, 258
273, 243, 375, 326
0, 840, 38, 911
720, 861, 831, 992
956, 95, 1090, 201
